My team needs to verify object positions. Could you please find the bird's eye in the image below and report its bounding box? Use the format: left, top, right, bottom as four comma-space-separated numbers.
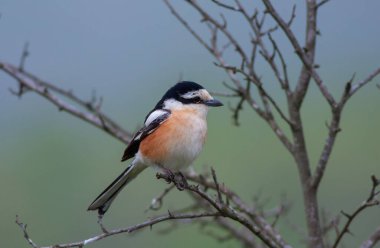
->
193, 97, 202, 104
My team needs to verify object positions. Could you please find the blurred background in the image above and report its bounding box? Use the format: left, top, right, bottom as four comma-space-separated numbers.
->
0, 0, 379, 247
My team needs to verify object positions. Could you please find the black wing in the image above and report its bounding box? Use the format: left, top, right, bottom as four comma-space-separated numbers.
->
121, 110, 171, 161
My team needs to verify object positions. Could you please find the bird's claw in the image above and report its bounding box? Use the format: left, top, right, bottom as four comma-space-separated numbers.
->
156, 170, 188, 191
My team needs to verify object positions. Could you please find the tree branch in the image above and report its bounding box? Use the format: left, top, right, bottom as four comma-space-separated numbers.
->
361, 226, 380, 248
317, 0, 331, 9
341, 66, 380, 104
156, 171, 288, 248
16, 212, 221, 248
332, 175, 380, 248
145, 184, 176, 211
262, 0, 336, 109
311, 67, 380, 189
262, 1, 327, 247
0, 61, 132, 144
164, 0, 295, 154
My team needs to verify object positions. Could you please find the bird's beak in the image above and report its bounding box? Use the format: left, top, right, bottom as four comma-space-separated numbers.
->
204, 98, 223, 107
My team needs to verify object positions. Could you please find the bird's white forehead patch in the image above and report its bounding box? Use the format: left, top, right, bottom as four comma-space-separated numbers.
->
180, 90, 198, 99
181, 89, 213, 100
198, 89, 213, 101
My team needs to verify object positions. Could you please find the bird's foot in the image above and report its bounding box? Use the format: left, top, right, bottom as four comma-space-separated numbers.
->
158, 168, 176, 183
156, 169, 188, 191
173, 171, 188, 191
97, 214, 109, 233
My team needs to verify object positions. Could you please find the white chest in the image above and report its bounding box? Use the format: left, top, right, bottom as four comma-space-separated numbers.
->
166, 112, 207, 170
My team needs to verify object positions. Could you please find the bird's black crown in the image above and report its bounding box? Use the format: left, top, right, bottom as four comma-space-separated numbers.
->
154, 81, 205, 109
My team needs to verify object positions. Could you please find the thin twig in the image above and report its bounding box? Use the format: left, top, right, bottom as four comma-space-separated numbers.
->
156, 171, 287, 248
343, 66, 380, 103
210, 0, 238, 11
361, 226, 380, 248
184, 170, 290, 247
311, 68, 380, 189
15, 215, 38, 248
19, 42, 30, 72
262, 0, 337, 109
163, 0, 214, 55
332, 175, 380, 248
145, 184, 176, 211
317, 0, 331, 9
16, 212, 220, 248
0, 61, 132, 144
211, 167, 223, 204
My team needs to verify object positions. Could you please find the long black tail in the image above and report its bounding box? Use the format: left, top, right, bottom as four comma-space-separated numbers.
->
87, 163, 146, 215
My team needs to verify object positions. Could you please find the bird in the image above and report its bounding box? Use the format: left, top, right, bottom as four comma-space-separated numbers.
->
87, 81, 223, 215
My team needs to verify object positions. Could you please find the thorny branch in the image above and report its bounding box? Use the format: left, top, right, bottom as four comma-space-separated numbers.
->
0, 61, 132, 144
145, 184, 175, 211
15, 212, 221, 248
361, 226, 380, 248
332, 175, 380, 248
311, 66, 380, 190
15, 215, 38, 248
164, 0, 294, 154
156, 170, 289, 248
1, 57, 290, 247
163, 1, 380, 248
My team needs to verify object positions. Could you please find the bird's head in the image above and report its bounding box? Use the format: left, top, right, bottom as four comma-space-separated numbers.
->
155, 81, 223, 112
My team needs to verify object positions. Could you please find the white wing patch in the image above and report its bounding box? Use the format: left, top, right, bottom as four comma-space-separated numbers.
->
145, 109, 170, 126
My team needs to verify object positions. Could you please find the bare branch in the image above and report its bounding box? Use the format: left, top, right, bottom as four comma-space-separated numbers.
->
312, 68, 380, 189
211, 167, 223, 204
0, 61, 132, 144
17, 212, 220, 248
164, 0, 296, 155
260, 1, 329, 247
210, 0, 238, 12
6, 1, 379, 248
287, 5, 297, 27
156, 170, 290, 248
361, 226, 380, 248
235, 0, 290, 93
342, 66, 380, 104
311, 108, 342, 189
191, 194, 258, 248
146, 184, 176, 211
185, 0, 249, 63
262, 0, 337, 109
267, 33, 291, 91
231, 95, 245, 126
19, 42, 30, 72
332, 175, 380, 248
15, 215, 38, 248
184, 170, 290, 247
317, 0, 332, 9
214, 218, 257, 248
163, 0, 214, 54
213, 62, 294, 151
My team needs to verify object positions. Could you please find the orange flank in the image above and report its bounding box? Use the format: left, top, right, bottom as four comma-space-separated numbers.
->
139, 108, 207, 166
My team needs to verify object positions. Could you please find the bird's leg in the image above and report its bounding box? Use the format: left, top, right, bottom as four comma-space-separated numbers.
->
156, 168, 176, 184
174, 171, 188, 190
156, 168, 188, 191
97, 214, 109, 233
